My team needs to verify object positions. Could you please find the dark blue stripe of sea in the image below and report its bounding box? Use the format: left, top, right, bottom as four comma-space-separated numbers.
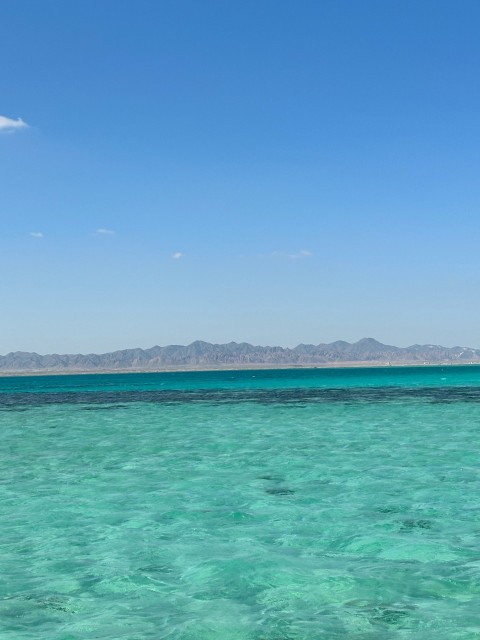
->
2, 365, 480, 408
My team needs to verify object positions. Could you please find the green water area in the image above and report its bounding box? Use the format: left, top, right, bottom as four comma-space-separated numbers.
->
1, 367, 480, 638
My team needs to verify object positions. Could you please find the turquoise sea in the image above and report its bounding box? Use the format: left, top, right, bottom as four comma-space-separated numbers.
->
1, 366, 480, 639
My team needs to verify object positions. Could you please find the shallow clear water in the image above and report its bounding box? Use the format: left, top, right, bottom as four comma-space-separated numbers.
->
1, 366, 480, 639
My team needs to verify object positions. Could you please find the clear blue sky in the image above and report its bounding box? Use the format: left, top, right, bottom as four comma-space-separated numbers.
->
2, 0, 480, 353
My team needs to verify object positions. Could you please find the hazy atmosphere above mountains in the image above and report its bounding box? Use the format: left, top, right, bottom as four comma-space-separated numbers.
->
2, 2, 480, 352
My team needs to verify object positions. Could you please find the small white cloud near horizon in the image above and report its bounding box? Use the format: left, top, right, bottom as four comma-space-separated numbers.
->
30, 231, 43, 238
172, 252, 183, 259
0, 115, 28, 132
94, 228, 115, 235
270, 249, 313, 260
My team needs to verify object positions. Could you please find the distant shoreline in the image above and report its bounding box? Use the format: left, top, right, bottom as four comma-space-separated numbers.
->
2, 360, 480, 378
3, 339, 480, 377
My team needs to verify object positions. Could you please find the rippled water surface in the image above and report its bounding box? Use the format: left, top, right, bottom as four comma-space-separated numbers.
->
1, 367, 480, 639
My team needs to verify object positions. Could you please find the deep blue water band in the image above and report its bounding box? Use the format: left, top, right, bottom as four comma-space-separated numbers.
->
3, 385, 480, 408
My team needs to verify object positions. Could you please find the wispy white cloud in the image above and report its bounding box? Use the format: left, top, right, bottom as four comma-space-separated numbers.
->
0, 115, 28, 132
270, 249, 313, 260
172, 252, 183, 259
30, 231, 44, 238
94, 228, 115, 236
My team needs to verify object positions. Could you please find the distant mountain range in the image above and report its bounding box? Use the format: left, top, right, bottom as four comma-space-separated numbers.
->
1, 338, 480, 373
